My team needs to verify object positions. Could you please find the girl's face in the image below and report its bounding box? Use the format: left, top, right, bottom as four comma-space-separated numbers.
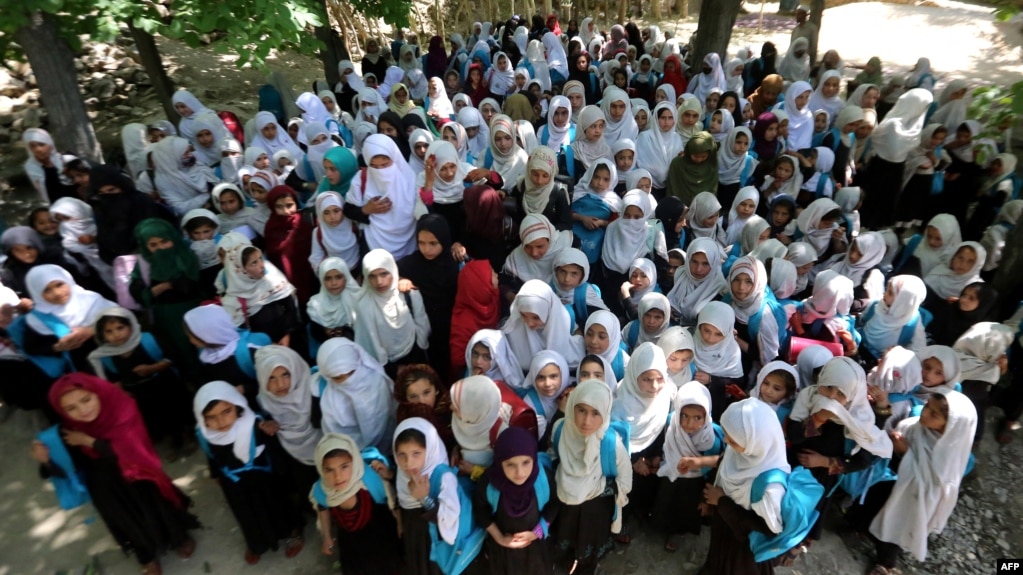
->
861, 87, 880, 109
196, 129, 215, 149
680, 405, 706, 434
470, 342, 493, 375
502, 455, 535, 485
267, 365, 292, 397
854, 122, 873, 139
322, 452, 354, 492
848, 242, 863, 264
794, 90, 811, 110
174, 103, 194, 117
203, 400, 239, 432
775, 161, 794, 182
394, 88, 409, 104
146, 236, 174, 253
958, 286, 980, 312
249, 183, 269, 205
698, 323, 725, 345
494, 132, 514, 155
759, 373, 789, 404
521, 311, 545, 330
454, 99, 467, 113
101, 319, 132, 347
244, 251, 266, 279
771, 204, 793, 227
534, 363, 563, 397
731, 273, 754, 300
630, 269, 650, 291
817, 385, 849, 407
949, 247, 977, 275
437, 161, 457, 183
530, 168, 551, 188
442, 128, 458, 145
821, 76, 841, 98
43, 280, 72, 305
369, 155, 393, 169
321, 205, 344, 227
417, 230, 443, 261
368, 268, 393, 293
556, 264, 585, 291
615, 150, 635, 172
637, 368, 666, 397
322, 96, 336, 112
814, 113, 828, 132
573, 402, 603, 436
690, 151, 710, 165
590, 167, 611, 193
705, 93, 720, 111
324, 160, 341, 184
274, 195, 298, 216
642, 308, 665, 334
524, 238, 550, 260
322, 268, 347, 295
379, 122, 399, 138
568, 92, 584, 110
841, 120, 862, 135
732, 134, 749, 155
252, 154, 270, 170
700, 212, 719, 228
735, 199, 756, 219
578, 360, 605, 382
883, 283, 896, 307
778, 120, 790, 138
445, 73, 460, 89
515, 73, 528, 89
666, 349, 694, 376
637, 177, 652, 194
584, 323, 610, 355
11, 244, 39, 264
689, 252, 711, 280
59, 389, 101, 423
32, 212, 58, 235
609, 100, 626, 122
288, 124, 301, 140
667, 255, 683, 278
720, 96, 737, 114
635, 110, 648, 131
919, 396, 948, 433
405, 378, 438, 407
681, 110, 700, 128
929, 129, 948, 149
584, 119, 605, 142
921, 357, 946, 387
657, 110, 675, 133
763, 123, 778, 142
724, 432, 746, 453
925, 226, 943, 248
261, 123, 278, 140
414, 141, 429, 160
709, 113, 723, 133
395, 440, 427, 476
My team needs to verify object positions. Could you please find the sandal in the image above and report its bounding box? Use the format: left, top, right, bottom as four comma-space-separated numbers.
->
284, 535, 305, 558
244, 549, 261, 565
663, 534, 684, 552
176, 536, 196, 559
613, 532, 631, 545
778, 542, 809, 567
996, 419, 1018, 444
867, 564, 892, 575
141, 560, 162, 575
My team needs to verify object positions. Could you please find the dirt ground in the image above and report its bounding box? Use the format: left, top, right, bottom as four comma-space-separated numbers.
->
1, 1, 1022, 574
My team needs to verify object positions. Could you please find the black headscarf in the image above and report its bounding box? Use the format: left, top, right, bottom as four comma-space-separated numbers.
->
655, 197, 687, 251
88, 163, 171, 264
377, 111, 412, 159
625, 22, 645, 57
931, 282, 1000, 346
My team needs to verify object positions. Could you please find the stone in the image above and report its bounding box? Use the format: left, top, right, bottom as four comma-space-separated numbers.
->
204, 88, 218, 100
112, 104, 134, 115
21, 107, 42, 129
0, 95, 13, 114
0, 127, 11, 144
90, 78, 117, 99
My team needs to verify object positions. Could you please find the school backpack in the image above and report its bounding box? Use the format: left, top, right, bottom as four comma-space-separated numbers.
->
233, 329, 273, 379
723, 291, 792, 359
747, 467, 825, 562
484, 453, 553, 537
311, 447, 391, 507
99, 332, 165, 378
218, 111, 245, 144
6, 313, 75, 378
859, 300, 932, 359
195, 416, 272, 482
892, 233, 923, 274
493, 379, 540, 444
428, 463, 486, 575
551, 418, 631, 518
37, 425, 91, 509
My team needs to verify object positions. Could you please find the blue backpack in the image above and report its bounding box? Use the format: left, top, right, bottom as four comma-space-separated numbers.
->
427, 464, 486, 575
100, 332, 165, 378
723, 291, 791, 358
892, 234, 923, 273
196, 418, 272, 482
485, 453, 553, 537
859, 300, 932, 359
37, 425, 91, 510
230, 329, 273, 379
551, 419, 630, 519
555, 281, 602, 332
311, 448, 391, 507
6, 312, 75, 378
747, 467, 825, 562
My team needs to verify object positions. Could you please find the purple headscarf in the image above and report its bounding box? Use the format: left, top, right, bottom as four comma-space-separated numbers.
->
488, 426, 541, 517
752, 112, 781, 161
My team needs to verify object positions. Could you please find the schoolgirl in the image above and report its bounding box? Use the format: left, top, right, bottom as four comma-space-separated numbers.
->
408, 129, 435, 176
636, 102, 685, 194
601, 192, 667, 313
0, 227, 78, 300
980, 200, 1023, 275
603, 88, 639, 149
653, 381, 723, 549
449, 260, 501, 378
394, 363, 455, 451
667, 237, 726, 328
503, 279, 583, 371
612, 139, 638, 195
922, 241, 985, 311
180, 208, 224, 290
27, 207, 65, 262
317, 146, 359, 199
966, 153, 1020, 240
183, 304, 271, 404
818, 231, 887, 313
21, 128, 77, 203
929, 282, 999, 346
88, 307, 191, 445
795, 198, 847, 261
211, 183, 258, 234
865, 345, 927, 431
246, 169, 279, 235
859, 275, 929, 366
194, 380, 306, 564
750, 361, 801, 423
692, 302, 746, 420
717, 129, 758, 212
622, 292, 671, 351
797, 148, 835, 207
954, 322, 1014, 443
309, 191, 360, 273
392, 417, 485, 575
893, 213, 962, 277
355, 249, 430, 371
310, 433, 402, 575
465, 329, 524, 389
522, 350, 572, 444
34, 374, 199, 575
571, 158, 621, 263
620, 258, 661, 322
777, 81, 814, 150
551, 248, 609, 333
150, 136, 220, 217
220, 244, 301, 345
786, 357, 893, 543
501, 214, 574, 291
724, 187, 761, 247
417, 141, 477, 238
657, 326, 697, 388
684, 192, 728, 248
506, 146, 573, 233
792, 270, 858, 355
725, 256, 788, 371
759, 156, 803, 210
560, 105, 613, 186
550, 379, 632, 575
582, 310, 630, 382
479, 114, 528, 193
666, 132, 719, 207
785, 241, 818, 299
48, 197, 115, 293
724, 217, 771, 277
313, 337, 397, 454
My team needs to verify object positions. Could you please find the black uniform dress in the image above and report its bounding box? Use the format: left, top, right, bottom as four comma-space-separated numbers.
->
552, 482, 616, 575
626, 424, 667, 515
108, 345, 192, 443
200, 350, 260, 408
204, 424, 305, 555
319, 489, 402, 575
472, 469, 559, 575
42, 439, 199, 565
699, 494, 778, 575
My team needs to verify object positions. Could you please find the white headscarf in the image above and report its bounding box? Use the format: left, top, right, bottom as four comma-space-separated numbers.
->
632, 292, 671, 346
693, 301, 743, 378
675, 97, 705, 147
923, 241, 985, 300
751, 360, 801, 410
254, 345, 321, 465
542, 32, 568, 78
527, 40, 552, 91
485, 115, 528, 190
555, 379, 621, 505
220, 245, 295, 327
915, 214, 963, 276
827, 231, 887, 285
777, 37, 810, 82
350, 135, 419, 258
800, 269, 854, 323
194, 380, 263, 463
724, 186, 760, 246
250, 111, 304, 159
727, 255, 768, 324
796, 198, 841, 257
86, 307, 143, 377
718, 128, 754, 186
658, 381, 715, 480
190, 114, 232, 167
393, 417, 450, 509
502, 280, 583, 370
571, 105, 614, 169
457, 106, 488, 160
601, 190, 652, 274
953, 322, 1014, 384
572, 158, 620, 210
465, 329, 524, 389
601, 88, 639, 147
786, 241, 818, 292
612, 342, 674, 453
315, 337, 396, 452
503, 214, 573, 283
120, 123, 150, 179
356, 249, 427, 362
427, 78, 454, 119
667, 237, 728, 325
183, 304, 246, 364
25, 265, 115, 335
211, 183, 257, 233
688, 192, 728, 247
179, 208, 221, 269
449, 375, 510, 465
307, 257, 358, 330
171, 90, 215, 141
688, 53, 728, 104
585, 310, 627, 372
524, 350, 571, 437
863, 275, 926, 352
870, 389, 977, 561
871, 89, 934, 163
808, 70, 845, 122
636, 102, 684, 187
419, 140, 470, 205
658, 327, 697, 387
781, 81, 814, 150
313, 192, 360, 269
544, 96, 574, 151
151, 136, 219, 209
355, 88, 387, 124
550, 248, 608, 315
716, 398, 789, 532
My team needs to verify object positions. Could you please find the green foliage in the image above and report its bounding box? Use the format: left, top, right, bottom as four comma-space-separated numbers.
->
339, 0, 412, 28
968, 83, 1021, 143
992, 0, 1021, 22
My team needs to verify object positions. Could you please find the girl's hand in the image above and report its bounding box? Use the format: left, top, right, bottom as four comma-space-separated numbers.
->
370, 460, 394, 481
321, 537, 335, 556
132, 363, 159, 378
633, 457, 652, 476
397, 279, 416, 293
797, 449, 830, 469
78, 235, 96, 245
507, 531, 538, 548
889, 431, 908, 455
698, 501, 715, 516
867, 384, 889, 409
998, 355, 1008, 375
61, 429, 96, 448
30, 440, 50, 464
55, 327, 93, 352
703, 484, 724, 506
408, 473, 430, 500
677, 456, 700, 474
694, 371, 711, 385
151, 282, 174, 297
582, 215, 600, 230
362, 196, 393, 215
466, 168, 491, 182
259, 420, 280, 436
451, 242, 468, 262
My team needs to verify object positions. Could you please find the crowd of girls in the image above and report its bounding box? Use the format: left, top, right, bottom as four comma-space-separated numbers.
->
4, 9, 1021, 575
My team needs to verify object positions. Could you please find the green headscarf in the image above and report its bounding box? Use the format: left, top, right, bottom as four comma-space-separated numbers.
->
666, 131, 719, 206
316, 146, 359, 198
133, 218, 200, 284
854, 57, 883, 87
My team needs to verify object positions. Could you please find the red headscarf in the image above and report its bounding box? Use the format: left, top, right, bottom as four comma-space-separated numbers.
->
263, 185, 315, 304
546, 14, 562, 37
466, 63, 491, 106
463, 184, 505, 242
48, 373, 184, 507
660, 54, 688, 99
449, 259, 500, 375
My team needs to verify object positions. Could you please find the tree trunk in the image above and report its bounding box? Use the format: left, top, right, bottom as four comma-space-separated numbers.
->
651, 0, 662, 22
16, 10, 103, 163
127, 22, 177, 125
691, 0, 742, 79
617, 0, 628, 23
808, 0, 825, 64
